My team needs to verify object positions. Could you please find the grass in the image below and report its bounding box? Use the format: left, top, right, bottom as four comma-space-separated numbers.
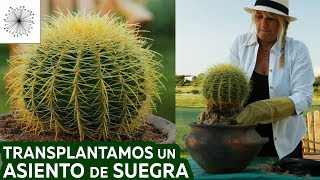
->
176, 94, 204, 107
176, 86, 201, 93
313, 91, 320, 104
176, 86, 320, 156
176, 107, 203, 156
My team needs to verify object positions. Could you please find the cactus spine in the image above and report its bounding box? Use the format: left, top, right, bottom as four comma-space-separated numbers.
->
6, 12, 163, 141
198, 64, 250, 125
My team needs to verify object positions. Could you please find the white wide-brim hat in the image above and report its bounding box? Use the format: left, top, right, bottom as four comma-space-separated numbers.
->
244, 0, 297, 22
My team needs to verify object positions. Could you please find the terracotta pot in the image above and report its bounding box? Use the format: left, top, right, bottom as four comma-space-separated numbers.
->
185, 122, 268, 174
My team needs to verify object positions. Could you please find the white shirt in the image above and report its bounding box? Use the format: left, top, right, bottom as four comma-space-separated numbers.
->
228, 32, 315, 159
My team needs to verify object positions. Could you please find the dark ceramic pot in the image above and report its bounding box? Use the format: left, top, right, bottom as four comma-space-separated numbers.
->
185, 122, 268, 174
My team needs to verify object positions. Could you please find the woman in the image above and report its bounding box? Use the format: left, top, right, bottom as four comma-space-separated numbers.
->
228, 0, 315, 159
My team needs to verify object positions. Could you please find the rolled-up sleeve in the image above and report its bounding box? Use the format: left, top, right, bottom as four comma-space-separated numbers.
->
288, 42, 315, 115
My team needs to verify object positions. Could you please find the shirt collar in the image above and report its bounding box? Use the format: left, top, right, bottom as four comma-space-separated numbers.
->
246, 33, 282, 55
246, 33, 258, 46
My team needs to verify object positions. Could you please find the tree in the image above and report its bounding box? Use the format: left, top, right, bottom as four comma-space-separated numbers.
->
191, 73, 205, 87
176, 75, 185, 86
314, 76, 320, 87
314, 76, 320, 92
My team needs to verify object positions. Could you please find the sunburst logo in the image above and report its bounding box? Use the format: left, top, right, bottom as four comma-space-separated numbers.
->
4, 6, 35, 37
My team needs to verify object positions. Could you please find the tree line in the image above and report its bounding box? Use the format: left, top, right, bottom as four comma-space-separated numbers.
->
315, 75, 320, 92
176, 73, 205, 87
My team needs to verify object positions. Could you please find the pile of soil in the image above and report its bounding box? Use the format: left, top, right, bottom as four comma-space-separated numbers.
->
0, 113, 167, 143
253, 159, 317, 178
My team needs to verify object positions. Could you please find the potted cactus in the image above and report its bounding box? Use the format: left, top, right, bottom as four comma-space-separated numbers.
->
4, 12, 174, 142
184, 64, 268, 173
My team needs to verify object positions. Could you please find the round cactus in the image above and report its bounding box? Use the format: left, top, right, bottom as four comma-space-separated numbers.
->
6, 12, 162, 141
198, 64, 250, 124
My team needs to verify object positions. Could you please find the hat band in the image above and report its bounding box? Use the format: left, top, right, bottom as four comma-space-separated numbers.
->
254, 0, 289, 15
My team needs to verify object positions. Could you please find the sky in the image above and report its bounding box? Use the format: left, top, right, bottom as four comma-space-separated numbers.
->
176, 0, 320, 76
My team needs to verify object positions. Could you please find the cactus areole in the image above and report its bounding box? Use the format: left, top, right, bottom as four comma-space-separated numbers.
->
198, 64, 250, 125
7, 12, 163, 141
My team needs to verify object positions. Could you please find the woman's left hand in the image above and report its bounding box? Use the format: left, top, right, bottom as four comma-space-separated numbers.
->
236, 97, 296, 125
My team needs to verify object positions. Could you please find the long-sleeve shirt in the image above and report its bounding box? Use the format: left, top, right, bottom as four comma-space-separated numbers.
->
228, 32, 315, 159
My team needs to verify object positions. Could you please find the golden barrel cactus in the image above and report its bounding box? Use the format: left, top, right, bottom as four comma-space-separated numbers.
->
7, 12, 163, 141
199, 64, 250, 124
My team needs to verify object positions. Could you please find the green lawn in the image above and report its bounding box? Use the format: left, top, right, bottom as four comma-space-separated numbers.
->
176, 107, 204, 156
313, 92, 320, 105
176, 86, 201, 93
176, 94, 204, 107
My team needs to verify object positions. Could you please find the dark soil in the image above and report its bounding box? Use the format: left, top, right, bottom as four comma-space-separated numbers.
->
253, 159, 317, 178
0, 113, 167, 143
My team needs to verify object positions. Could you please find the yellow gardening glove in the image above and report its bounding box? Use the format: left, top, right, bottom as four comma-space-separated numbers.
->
236, 97, 296, 125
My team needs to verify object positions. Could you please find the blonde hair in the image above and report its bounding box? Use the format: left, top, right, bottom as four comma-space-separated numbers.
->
251, 10, 290, 68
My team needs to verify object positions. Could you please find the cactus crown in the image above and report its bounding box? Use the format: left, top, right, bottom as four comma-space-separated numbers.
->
202, 64, 250, 116
7, 12, 163, 141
